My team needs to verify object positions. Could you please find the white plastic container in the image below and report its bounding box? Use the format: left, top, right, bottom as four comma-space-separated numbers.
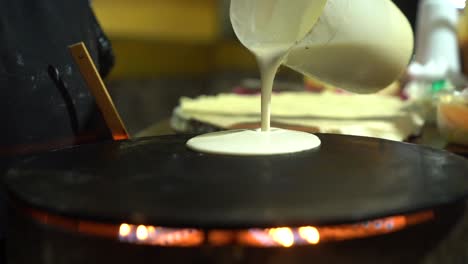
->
408, 0, 463, 83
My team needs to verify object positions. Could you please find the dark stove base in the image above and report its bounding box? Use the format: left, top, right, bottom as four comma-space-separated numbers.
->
6, 201, 468, 264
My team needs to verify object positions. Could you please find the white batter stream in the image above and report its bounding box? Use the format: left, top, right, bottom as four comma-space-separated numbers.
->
186, 44, 321, 156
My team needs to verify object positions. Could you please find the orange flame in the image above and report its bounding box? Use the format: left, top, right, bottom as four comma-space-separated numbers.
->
19, 201, 434, 248
268, 227, 294, 247
298, 226, 320, 244
119, 223, 131, 237
148, 226, 156, 234
136, 225, 149, 241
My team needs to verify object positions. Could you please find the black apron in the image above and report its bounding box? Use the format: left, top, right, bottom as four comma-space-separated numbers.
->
0, 0, 115, 245
0, 0, 114, 156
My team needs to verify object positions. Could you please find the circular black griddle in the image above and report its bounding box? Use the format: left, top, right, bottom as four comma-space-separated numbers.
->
5, 134, 468, 228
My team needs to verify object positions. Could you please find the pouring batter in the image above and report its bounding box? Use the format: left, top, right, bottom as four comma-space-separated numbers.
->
187, 0, 413, 156
187, 0, 326, 155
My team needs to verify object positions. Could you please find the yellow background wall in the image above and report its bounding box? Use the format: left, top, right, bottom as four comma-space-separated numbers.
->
92, 0, 256, 80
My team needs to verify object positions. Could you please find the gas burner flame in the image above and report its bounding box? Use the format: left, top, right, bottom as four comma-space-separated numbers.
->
116, 210, 434, 247
298, 226, 320, 244
268, 227, 295, 247
118, 224, 204, 247
119, 223, 131, 237
136, 225, 149, 241
21, 203, 435, 248
242, 226, 320, 247
112, 211, 434, 247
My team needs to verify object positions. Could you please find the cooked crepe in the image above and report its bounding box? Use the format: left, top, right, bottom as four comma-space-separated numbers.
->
173, 92, 425, 142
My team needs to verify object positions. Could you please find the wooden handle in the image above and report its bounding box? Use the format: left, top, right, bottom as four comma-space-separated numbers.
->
69, 42, 130, 141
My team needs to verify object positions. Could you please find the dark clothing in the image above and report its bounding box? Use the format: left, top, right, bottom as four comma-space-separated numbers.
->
0, 0, 114, 156
0, 0, 114, 252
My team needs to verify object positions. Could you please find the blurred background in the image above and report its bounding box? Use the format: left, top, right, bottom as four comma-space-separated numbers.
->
91, 0, 467, 138
93, 0, 257, 135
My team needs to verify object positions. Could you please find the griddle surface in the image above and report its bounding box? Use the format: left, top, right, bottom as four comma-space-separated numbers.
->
5, 134, 468, 228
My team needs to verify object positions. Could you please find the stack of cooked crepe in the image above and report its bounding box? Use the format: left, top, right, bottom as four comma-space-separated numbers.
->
172, 92, 425, 142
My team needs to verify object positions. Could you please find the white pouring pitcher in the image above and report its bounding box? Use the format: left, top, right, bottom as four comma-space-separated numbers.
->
230, 0, 414, 93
